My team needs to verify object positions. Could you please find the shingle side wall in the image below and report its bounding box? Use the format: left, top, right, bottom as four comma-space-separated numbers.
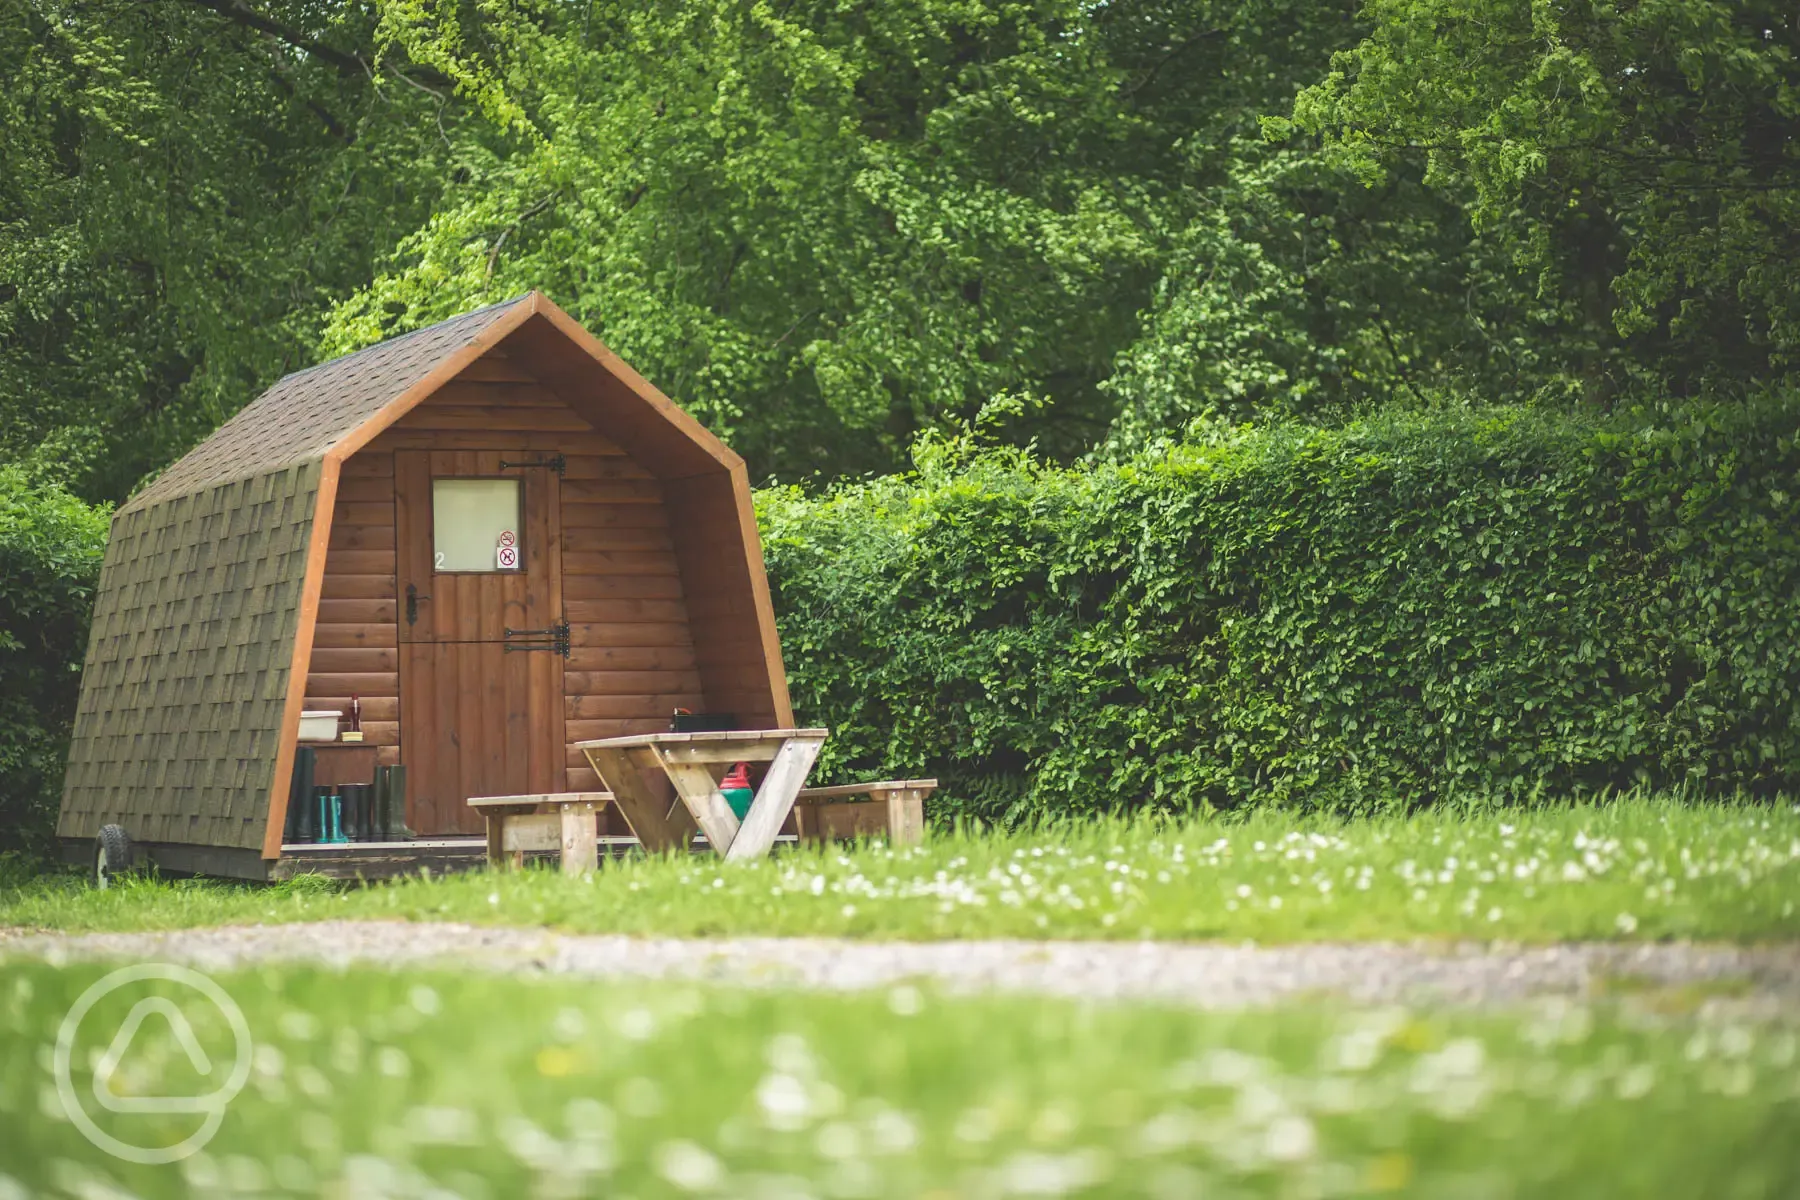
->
58, 461, 322, 851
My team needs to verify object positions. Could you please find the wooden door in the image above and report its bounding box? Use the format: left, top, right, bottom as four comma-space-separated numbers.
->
395, 451, 565, 834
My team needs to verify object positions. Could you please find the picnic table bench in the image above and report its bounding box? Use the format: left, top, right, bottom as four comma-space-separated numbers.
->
793, 779, 936, 847
471, 732, 937, 871
467, 792, 609, 873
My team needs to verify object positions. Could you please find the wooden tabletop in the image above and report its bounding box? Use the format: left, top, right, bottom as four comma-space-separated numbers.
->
467, 791, 613, 810
573, 728, 829, 750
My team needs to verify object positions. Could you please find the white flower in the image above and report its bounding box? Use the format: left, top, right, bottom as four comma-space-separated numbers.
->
404, 1105, 478, 1144
756, 1073, 813, 1131
868, 1107, 919, 1153
1263, 1114, 1317, 1163
995, 1149, 1110, 1195
1617, 1064, 1656, 1099
654, 1140, 724, 1192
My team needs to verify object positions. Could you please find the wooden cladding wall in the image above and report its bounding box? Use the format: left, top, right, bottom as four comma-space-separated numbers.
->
305, 451, 401, 767
665, 471, 783, 732
561, 452, 705, 793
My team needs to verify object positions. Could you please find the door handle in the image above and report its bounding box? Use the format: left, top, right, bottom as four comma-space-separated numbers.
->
405, 583, 430, 625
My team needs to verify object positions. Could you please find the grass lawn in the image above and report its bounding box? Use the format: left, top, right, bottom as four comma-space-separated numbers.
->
3, 960, 1796, 1198
4, 796, 1798, 942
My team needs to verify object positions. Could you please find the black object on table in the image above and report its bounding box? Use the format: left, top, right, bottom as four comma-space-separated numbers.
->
670, 711, 737, 733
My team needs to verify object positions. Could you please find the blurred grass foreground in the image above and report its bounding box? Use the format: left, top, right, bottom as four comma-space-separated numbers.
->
2, 961, 1795, 1198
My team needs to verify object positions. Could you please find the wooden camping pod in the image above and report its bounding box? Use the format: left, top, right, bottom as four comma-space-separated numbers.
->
56, 292, 792, 880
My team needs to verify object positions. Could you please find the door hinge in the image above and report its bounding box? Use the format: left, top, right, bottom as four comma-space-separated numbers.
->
504, 621, 570, 656
499, 454, 566, 477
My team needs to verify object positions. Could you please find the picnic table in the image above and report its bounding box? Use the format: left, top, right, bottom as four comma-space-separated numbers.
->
574, 728, 828, 861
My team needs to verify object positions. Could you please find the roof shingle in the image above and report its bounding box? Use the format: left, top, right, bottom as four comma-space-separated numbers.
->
125, 296, 529, 513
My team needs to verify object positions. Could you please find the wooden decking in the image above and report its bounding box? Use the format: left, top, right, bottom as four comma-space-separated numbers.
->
273, 832, 804, 880
273, 836, 639, 880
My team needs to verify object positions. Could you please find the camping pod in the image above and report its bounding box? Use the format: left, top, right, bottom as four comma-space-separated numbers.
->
57, 292, 791, 880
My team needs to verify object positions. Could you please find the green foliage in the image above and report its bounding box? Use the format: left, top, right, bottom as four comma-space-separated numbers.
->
0, 0, 477, 503
326, 0, 1192, 475
325, 0, 1534, 470
331, 0, 1800, 468
1284, 0, 1800, 403
763, 393, 1800, 821
0, 468, 108, 857
7, 0, 1797, 488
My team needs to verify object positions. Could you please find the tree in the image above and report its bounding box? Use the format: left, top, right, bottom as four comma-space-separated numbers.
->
8, 0, 1793, 492
1281, 0, 1800, 405
0, 0, 473, 503
331, 0, 1471, 475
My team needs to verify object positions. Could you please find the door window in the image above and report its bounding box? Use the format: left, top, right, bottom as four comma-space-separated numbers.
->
432, 478, 522, 572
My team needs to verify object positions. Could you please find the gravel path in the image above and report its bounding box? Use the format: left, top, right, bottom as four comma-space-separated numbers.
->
6, 922, 1800, 1012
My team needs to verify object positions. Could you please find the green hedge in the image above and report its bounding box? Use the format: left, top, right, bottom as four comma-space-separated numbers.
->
761, 397, 1800, 821
0, 469, 109, 857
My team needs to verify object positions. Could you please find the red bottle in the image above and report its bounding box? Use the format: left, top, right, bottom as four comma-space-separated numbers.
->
720, 762, 754, 820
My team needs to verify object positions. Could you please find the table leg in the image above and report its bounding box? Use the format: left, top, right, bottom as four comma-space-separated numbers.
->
656, 758, 742, 856
886, 787, 926, 846
560, 801, 599, 876
485, 813, 506, 869
724, 736, 824, 862
583, 745, 697, 854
